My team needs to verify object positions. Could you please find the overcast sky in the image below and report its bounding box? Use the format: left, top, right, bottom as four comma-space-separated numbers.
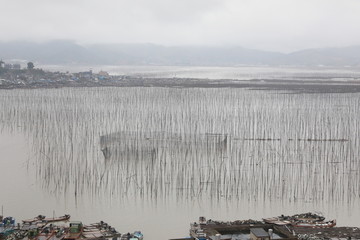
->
1, 0, 359, 52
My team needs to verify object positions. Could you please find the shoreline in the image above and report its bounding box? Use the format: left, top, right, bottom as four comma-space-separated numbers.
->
1, 77, 360, 94
1, 67, 360, 93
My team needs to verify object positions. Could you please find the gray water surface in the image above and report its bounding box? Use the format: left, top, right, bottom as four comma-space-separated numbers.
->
1, 85, 359, 240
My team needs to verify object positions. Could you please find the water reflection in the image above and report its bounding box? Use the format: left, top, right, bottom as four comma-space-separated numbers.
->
0, 87, 359, 204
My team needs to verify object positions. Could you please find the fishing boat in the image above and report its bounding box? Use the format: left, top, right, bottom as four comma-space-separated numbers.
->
55, 227, 66, 239
82, 221, 121, 239
133, 231, 144, 240
36, 226, 56, 240
263, 212, 334, 228
43, 215, 70, 223
0, 217, 16, 239
63, 221, 83, 240
292, 219, 336, 228
291, 212, 325, 222
262, 217, 292, 225
22, 215, 46, 224
120, 231, 144, 240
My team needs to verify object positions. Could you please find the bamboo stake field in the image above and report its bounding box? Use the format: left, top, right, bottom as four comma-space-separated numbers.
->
0, 87, 359, 202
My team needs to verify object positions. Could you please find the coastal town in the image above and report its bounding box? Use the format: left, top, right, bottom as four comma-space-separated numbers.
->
0, 60, 220, 89
0, 60, 125, 89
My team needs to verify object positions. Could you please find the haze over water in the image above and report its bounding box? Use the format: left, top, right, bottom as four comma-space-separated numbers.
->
1, 67, 360, 239
2, 0, 360, 238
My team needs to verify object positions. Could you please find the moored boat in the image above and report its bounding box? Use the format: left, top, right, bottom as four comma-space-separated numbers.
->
120, 231, 144, 240
263, 212, 336, 228
22, 215, 46, 224
23, 214, 70, 224
133, 231, 143, 240
0, 217, 16, 239
43, 215, 70, 223
63, 221, 83, 240
292, 219, 336, 228
263, 217, 292, 225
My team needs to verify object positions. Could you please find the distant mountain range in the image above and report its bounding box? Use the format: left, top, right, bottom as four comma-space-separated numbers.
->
1, 40, 360, 67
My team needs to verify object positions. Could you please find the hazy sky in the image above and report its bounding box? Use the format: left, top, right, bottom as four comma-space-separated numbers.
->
1, 0, 359, 52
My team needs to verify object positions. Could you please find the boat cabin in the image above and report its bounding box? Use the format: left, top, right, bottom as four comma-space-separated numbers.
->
69, 221, 83, 233
64, 221, 83, 240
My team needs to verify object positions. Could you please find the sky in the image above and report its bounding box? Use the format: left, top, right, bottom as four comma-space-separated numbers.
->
0, 0, 360, 52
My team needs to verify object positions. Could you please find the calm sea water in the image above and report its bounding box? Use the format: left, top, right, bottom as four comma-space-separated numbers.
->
39, 64, 360, 80
1, 67, 360, 240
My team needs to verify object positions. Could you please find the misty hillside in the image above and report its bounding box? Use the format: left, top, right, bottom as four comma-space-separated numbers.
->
1, 41, 360, 66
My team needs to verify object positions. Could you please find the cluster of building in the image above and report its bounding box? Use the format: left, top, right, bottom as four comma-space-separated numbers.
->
0, 60, 21, 70
0, 60, 125, 88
